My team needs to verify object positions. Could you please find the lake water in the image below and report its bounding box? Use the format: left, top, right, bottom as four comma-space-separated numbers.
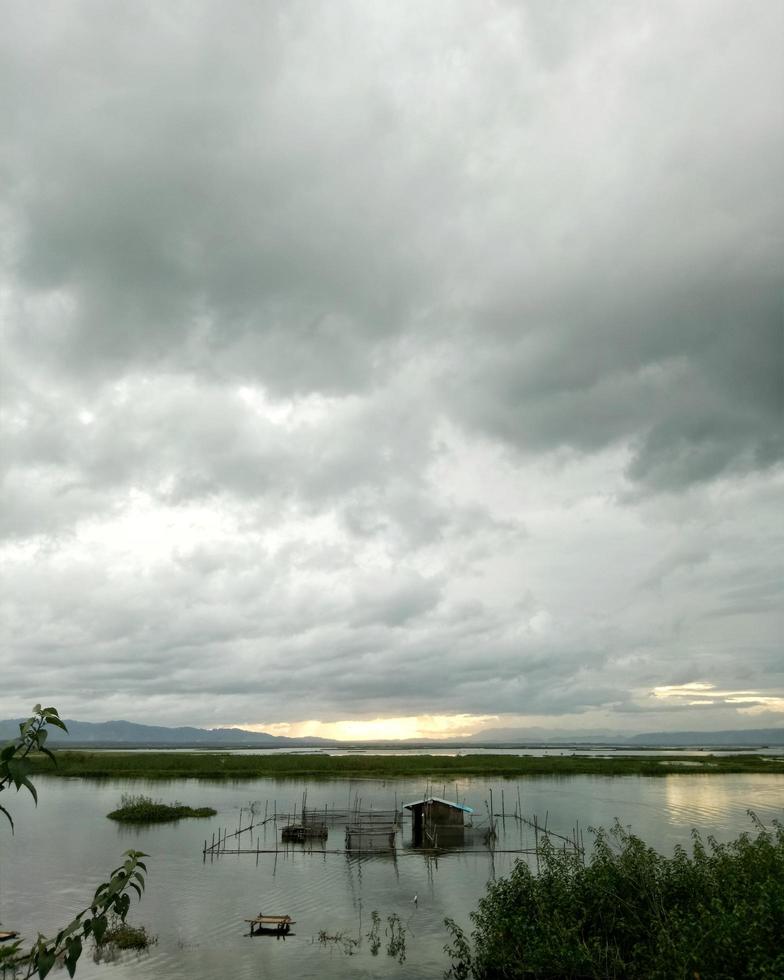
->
1, 773, 782, 979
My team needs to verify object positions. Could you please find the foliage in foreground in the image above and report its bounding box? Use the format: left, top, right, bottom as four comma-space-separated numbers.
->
0, 706, 147, 979
445, 815, 784, 980
107, 793, 216, 822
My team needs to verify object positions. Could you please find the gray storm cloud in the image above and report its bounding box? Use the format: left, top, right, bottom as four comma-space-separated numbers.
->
1, 0, 781, 731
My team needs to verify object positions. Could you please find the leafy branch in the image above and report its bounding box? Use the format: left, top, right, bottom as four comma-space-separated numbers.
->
0, 704, 65, 831
0, 705, 149, 979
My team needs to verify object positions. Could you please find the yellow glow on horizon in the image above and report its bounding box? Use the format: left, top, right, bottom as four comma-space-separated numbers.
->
236, 713, 498, 741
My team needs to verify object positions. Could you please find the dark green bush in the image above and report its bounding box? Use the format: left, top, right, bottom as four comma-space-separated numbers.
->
445, 815, 784, 979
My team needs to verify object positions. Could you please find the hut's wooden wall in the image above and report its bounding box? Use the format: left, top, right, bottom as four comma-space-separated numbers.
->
425, 801, 465, 826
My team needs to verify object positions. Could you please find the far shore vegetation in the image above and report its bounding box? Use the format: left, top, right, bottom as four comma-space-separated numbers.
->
28, 749, 784, 780
107, 793, 216, 822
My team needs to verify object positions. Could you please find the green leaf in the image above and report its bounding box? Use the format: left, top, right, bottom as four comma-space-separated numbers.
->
5, 759, 38, 804
64, 935, 82, 977
57, 918, 81, 942
0, 802, 15, 832
5, 757, 30, 785
92, 914, 108, 944
36, 946, 56, 979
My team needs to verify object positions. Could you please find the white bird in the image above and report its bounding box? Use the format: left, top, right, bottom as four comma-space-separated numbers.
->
413, 894, 418, 905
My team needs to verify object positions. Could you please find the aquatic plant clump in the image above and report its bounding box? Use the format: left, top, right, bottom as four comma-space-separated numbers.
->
107, 794, 216, 822
99, 917, 156, 950
91, 914, 157, 964
444, 815, 784, 979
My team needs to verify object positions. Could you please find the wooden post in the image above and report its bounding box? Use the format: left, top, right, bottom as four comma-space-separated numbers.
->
534, 815, 539, 873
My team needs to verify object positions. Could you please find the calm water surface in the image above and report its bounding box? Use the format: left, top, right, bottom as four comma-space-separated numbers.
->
1, 774, 781, 979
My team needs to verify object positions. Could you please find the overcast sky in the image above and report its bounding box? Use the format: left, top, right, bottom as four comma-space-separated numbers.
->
1, 1, 782, 738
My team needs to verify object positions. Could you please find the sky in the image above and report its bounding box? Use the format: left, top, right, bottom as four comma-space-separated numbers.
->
1, 1, 782, 740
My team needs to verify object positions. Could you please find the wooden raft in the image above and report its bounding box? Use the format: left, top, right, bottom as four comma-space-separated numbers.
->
0, 931, 19, 943
245, 914, 294, 936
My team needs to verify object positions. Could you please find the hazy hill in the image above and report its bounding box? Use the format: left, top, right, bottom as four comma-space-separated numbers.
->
469, 726, 784, 746
0, 717, 335, 747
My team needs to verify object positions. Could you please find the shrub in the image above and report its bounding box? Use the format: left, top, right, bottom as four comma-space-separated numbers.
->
445, 814, 784, 979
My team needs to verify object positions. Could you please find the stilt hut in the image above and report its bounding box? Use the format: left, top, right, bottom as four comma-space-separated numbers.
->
403, 797, 474, 847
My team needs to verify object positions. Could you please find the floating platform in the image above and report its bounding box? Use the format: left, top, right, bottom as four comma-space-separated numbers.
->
282, 823, 327, 842
245, 914, 294, 936
0, 931, 19, 943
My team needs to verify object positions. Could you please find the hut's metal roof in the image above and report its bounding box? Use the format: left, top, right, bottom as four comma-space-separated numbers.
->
402, 797, 474, 814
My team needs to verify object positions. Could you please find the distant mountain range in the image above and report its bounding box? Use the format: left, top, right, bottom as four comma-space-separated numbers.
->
1, 717, 782, 748
0, 718, 336, 747
469, 727, 784, 746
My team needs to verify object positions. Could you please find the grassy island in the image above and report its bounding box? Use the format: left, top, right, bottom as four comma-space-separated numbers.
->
28, 749, 784, 780
107, 794, 217, 822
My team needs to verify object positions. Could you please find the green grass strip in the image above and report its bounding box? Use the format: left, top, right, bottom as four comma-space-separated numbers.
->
26, 750, 784, 780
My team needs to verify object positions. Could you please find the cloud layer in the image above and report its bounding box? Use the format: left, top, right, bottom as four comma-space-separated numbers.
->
1, 1, 782, 733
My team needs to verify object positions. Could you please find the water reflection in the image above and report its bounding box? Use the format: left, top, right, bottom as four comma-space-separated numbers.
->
664, 776, 746, 827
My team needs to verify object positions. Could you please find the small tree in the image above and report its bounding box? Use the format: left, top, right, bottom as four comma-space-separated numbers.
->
0, 705, 147, 979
